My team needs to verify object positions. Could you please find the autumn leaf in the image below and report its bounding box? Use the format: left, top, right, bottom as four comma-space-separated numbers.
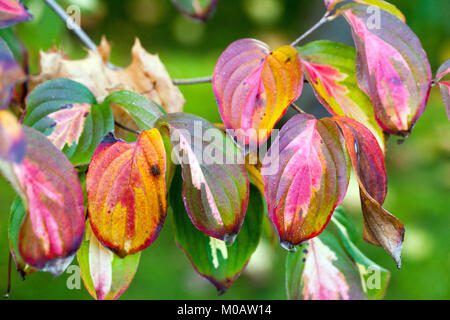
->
77, 222, 141, 300
337, 2, 432, 136
156, 113, 249, 242
435, 59, 450, 121
0, 0, 32, 28
0, 109, 25, 162
325, 0, 405, 21
286, 231, 365, 300
213, 38, 303, 148
332, 116, 404, 267
0, 35, 25, 109
262, 114, 350, 250
0, 126, 85, 276
298, 40, 385, 149
87, 129, 167, 258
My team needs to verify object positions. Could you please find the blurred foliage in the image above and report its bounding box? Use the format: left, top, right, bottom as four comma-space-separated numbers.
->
0, 0, 448, 300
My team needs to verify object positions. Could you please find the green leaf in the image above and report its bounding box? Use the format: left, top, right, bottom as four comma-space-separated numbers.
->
8, 198, 36, 277
331, 207, 390, 300
286, 231, 365, 300
23, 79, 114, 165
104, 90, 165, 131
298, 40, 384, 149
170, 168, 263, 294
77, 222, 141, 300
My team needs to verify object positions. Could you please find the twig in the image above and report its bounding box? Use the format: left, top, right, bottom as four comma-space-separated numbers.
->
114, 121, 141, 135
290, 12, 331, 47
172, 76, 213, 85
290, 102, 305, 114
4, 252, 11, 298
44, 0, 97, 51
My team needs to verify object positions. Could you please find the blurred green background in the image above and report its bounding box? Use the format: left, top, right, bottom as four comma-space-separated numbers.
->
0, 0, 449, 300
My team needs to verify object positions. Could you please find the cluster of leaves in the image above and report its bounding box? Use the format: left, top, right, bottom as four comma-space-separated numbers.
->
0, 0, 448, 300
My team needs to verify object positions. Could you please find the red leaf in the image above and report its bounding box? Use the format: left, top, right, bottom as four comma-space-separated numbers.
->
332, 116, 404, 267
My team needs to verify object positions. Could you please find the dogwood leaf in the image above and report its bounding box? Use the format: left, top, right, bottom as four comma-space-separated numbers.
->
170, 170, 263, 294
0, 0, 32, 28
0, 109, 25, 162
332, 116, 404, 267
213, 39, 303, 148
87, 129, 167, 258
262, 114, 350, 250
286, 231, 364, 300
339, 2, 432, 136
331, 207, 390, 299
0, 35, 25, 109
77, 222, 141, 300
436, 59, 450, 121
24, 79, 114, 165
298, 40, 384, 149
172, 0, 219, 22
0, 126, 85, 276
156, 113, 249, 242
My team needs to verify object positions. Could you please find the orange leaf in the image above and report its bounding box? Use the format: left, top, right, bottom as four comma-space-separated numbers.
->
87, 129, 167, 257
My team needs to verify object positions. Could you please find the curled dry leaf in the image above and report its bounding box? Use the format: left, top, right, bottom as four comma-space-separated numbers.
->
87, 129, 167, 258
262, 114, 350, 250
30, 37, 185, 138
332, 116, 404, 267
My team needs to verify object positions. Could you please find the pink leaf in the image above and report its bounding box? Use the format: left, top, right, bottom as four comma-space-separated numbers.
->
262, 114, 349, 249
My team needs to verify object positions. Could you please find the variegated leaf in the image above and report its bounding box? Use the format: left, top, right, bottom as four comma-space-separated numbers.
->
87, 129, 167, 258
332, 116, 404, 267
77, 222, 141, 300
0, 126, 85, 276
0, 109, 25, 162
170, 170, 263, 294
436, 59, 450, 121
331, 207, 390, 299
213, 39, 303, 148
286, 231, 365, 300
339, 2, 432, 136
262, 114, 350, 250
156, 113, 249, 242
298, 40, 384, 149
0, 35, 25, 109
326, 0, 405, 21
0, 0, 32, 28
24, 79, 114, 165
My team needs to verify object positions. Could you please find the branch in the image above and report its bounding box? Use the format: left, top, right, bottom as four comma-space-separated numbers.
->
4, 252, 11, 298
114, 121, 141, 135
290, 12, 331, 47
172, 76, 213, 85
290, 102, 305, 114
44, 0, 97, 51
